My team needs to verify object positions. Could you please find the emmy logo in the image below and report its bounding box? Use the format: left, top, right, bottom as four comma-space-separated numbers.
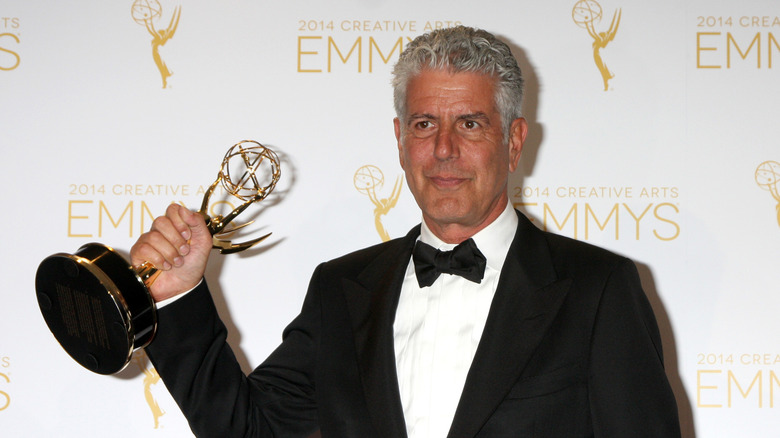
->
131, 0, 181, 88
755, 161, 780, 228
354, 165, 403, 242
572, 0, 621, 91
132, 350, 165, 429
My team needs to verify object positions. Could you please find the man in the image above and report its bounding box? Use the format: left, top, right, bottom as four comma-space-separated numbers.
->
132, 26, 681, 437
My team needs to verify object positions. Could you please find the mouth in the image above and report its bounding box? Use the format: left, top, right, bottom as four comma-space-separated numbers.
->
428, 175, 468, 189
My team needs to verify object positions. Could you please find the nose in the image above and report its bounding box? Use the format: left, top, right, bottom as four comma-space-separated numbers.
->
433, 126, 459, 161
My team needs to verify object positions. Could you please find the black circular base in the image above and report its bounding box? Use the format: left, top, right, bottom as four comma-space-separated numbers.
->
35, 243, 157, 375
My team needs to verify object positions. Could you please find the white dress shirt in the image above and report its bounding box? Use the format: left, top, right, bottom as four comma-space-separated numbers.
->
393, 202, 518, 438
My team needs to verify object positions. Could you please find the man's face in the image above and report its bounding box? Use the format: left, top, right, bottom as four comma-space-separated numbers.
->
394, 69, 527, 242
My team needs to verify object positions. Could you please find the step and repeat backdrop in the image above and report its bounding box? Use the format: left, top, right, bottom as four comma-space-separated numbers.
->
1, 0, 778, 436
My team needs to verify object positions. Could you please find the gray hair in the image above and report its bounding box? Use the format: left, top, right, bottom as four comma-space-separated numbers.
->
392, 25, 524, 142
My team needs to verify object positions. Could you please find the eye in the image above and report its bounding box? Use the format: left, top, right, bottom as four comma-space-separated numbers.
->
415, 120, 432, 129
462, 120, 479, 129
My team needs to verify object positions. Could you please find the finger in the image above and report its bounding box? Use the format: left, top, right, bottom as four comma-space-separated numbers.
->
178, 206, 208, 236
130, 234, 177, 271
131, 218, 186, 270
151, 214, 191, 259
165, 203, 197, 241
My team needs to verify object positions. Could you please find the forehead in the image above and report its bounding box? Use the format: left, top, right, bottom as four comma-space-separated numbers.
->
406, 69, 497, 113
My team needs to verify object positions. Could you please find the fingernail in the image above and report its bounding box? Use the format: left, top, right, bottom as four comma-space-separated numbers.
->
173, 257, 183, 267
181, 230, 191, 240
163, 261, 172, 270
179, 245, 189, 256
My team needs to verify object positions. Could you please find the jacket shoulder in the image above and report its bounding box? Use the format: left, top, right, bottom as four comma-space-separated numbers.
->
316, 226, 419, 279
540, 228, 633, 278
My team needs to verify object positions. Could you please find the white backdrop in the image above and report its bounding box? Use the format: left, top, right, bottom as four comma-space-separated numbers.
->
1, 0, 779, 436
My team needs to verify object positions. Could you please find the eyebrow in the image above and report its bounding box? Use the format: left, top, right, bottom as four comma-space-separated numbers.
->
456, 112, 491, 124
407, 112, 491, 124
408, 113, 436, 122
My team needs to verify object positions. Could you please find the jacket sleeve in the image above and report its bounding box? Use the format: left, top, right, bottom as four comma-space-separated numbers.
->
588, 259, 681, 437
145, 272, 323, 438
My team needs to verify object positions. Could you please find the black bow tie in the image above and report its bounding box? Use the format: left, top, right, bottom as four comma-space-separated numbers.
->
412, 238, 487, 288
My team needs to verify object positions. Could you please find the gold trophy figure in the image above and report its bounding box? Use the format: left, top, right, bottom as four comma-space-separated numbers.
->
572, 1, 621, 91
133, 350, 165, 429
354, 165, 403, 242
36, 140, 281, 374
131, 0, 181, 88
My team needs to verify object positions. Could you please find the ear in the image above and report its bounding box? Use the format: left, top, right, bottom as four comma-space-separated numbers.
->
394, 117, 405, 169
507, 117, 527, 173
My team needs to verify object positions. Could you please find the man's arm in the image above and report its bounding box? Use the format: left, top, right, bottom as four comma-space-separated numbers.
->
144, 279, 320, 437
132, 204, 320, 437
588, 260, 681, 437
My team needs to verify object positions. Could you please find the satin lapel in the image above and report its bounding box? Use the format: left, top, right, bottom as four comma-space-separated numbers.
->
342, 227, 419, 438
448, 213, 573, 438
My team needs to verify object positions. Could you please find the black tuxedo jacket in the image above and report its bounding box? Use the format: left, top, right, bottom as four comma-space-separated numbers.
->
146, 211, 681, 437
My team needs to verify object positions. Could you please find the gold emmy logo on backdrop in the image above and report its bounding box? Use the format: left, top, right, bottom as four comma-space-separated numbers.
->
755, 161, 780, 228
132, 350, 165, 428
354, 165, 403, 242
572, 0, 621, 91
131, 0, 181, 88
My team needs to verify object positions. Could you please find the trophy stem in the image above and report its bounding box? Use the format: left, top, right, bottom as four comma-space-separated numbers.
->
198, 177, 258, 237
136, 261, 161, 287
207, 196, 256, 235
199, 177, 220, 216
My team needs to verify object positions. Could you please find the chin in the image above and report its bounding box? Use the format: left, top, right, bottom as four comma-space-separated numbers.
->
423, 201, 471, 224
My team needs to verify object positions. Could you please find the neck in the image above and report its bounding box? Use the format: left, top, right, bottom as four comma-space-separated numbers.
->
423, 199, 509, 244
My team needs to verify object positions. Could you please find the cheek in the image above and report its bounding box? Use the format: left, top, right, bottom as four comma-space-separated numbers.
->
401, 144, 426, 170
398, 142, 413, 170
473, 151, 509, 186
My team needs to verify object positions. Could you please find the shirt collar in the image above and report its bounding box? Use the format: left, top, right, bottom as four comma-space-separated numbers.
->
419, 202, 517, 272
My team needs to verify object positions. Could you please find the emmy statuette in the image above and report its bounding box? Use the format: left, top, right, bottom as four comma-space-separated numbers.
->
35, 140, 281, 374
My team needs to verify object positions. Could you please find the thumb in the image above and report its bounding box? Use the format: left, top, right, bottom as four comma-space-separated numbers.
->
179, 207, 212, 251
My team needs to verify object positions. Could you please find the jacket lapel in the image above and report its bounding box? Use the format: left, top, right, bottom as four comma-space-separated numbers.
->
339, 213, 572, 438
342, 227, 419, 438
447, 212, 573, 438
